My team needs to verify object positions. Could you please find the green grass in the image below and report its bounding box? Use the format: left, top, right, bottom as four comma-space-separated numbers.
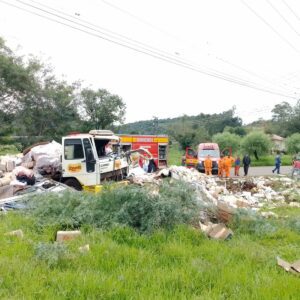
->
0, 144, 20, 156
1, 207, 300, 299
168, 143, 183, 166
250, 155, 293, 167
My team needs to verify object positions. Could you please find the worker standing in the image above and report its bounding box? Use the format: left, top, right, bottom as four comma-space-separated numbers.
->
204, 155, 212, 175
224, 154, 235, 178
218, 155, 224, 177
234, 156, 241, 176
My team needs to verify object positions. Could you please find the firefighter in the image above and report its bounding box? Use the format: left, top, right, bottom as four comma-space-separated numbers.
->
204, 155, 212, 175
224, 154, 235, 178
218, 154, 224, 177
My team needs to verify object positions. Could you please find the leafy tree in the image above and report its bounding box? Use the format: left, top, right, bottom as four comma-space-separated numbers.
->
0, 38, 83, 147
80, 88, 126, 129
272, 102, 293, 122
224, 125, 247, 136
286, 133, 300, 154
241, 132, 272, 157
212, 132, 241, 154
176, 132, 196, 150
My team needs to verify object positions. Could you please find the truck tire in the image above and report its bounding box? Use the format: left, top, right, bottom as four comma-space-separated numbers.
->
64, 178, 82, 191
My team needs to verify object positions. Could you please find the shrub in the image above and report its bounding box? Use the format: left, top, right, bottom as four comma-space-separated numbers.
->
25, 180, 200, 233
212, 132, 240, 154
286, 133, 300, 154
230, 209, 277, 237
241, 132, 272, 157
34, 242, 69, 267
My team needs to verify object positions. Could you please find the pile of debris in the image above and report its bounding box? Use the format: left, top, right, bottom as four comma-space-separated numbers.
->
0, 141, 64, 205
127, 165, 300, 237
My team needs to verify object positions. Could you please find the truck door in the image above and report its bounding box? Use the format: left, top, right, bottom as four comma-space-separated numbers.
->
62, 137, 97, 186
185, 147, 198, 168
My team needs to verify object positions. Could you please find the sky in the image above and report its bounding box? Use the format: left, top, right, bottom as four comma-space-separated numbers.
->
1, 0, 300, 124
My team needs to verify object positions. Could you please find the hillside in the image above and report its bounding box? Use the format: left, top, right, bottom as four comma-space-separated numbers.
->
118, 108, 242, 136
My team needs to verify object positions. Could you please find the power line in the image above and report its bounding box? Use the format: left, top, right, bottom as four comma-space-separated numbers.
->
1, 0, 298, 99
22, 0, 280, 92
99, 0, 178, 40
265, 0, 300, 38
241, 0, 300, 53
96, 0, 299, 93
281, 0, 300, 23
14, 0, 300, 96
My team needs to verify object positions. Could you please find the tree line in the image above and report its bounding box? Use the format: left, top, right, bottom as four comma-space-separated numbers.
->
1, 37, 300, 155
0, 37, 126, 148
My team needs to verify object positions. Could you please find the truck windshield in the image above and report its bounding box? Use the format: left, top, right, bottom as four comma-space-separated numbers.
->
198, 150, 220, 158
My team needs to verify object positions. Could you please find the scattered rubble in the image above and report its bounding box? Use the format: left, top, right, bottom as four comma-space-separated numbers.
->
199, 221, 233, 240
4, 229, 24, 238
277, 257, 300, 275
1, 144, 300, 237
78, 244, 90, 253
56, 230, 81, 242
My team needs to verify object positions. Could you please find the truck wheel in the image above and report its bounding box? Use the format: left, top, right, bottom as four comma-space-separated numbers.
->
64, 178, 82, 191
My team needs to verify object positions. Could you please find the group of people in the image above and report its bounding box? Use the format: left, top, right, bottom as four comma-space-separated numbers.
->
203, 153, 251, 178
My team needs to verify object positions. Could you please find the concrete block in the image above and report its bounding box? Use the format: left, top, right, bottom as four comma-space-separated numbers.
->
0, 163, 6, 172
5, 229, 24, 238
6, 161, 15, 172
56, 230, 81, 242
78, 244, 90, 253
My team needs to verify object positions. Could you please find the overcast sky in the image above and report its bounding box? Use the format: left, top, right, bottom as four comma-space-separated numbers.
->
1, 0, 300, 124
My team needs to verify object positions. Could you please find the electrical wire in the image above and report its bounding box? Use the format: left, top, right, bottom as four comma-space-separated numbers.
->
96, 0, 299, 93
281, 0, 300, 23
265, 0, 300, 38
0, 0, 298, 99
18, 0, 282, 92
241, 0, 300, 53
14, 0, 300, 96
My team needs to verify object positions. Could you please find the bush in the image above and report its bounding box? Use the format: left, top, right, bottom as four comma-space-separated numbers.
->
212, 132, 240, 154
34, 242, 69, 267
25, 181, 200, 233
286, 133, 300, 154
230, 209, 277, 237
241, 132, 272, 157
0, 144, 20, 155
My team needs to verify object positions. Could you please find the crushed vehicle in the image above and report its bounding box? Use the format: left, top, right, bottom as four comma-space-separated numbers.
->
58, 130, 143, 191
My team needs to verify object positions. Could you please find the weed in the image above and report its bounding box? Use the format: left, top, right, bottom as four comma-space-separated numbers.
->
34, 242, 70, 267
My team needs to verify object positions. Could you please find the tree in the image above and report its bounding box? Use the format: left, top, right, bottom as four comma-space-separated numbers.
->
223, 125, 247, 136
80, 88, 126, 129
241, 132, 272, 157
272, 102, 293, 122
0, 38, 84, 147
286, 133, 300, 154
212, 132, 241, 154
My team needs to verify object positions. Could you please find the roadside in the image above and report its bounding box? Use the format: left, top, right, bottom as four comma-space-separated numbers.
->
231, 166, 292, 177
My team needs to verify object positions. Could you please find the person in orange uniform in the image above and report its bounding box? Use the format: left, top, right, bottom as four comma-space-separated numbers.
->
204, 155, 212, 175
224, 154, 235, 178
218, 154, 224, 177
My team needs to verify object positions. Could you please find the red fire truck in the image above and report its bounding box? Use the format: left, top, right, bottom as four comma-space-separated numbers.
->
118, 135, 169, 168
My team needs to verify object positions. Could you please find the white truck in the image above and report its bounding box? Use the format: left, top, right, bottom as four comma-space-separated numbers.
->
60, 130, 130, 191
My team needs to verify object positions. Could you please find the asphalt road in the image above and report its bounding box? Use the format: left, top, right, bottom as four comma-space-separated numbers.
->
230, 166, 292, 177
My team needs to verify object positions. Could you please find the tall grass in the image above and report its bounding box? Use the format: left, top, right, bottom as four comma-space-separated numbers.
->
168, 144, 183, 166
1, 211, 300, 299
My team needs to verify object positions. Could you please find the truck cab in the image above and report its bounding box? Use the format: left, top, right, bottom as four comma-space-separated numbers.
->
61, 130, 129, 191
